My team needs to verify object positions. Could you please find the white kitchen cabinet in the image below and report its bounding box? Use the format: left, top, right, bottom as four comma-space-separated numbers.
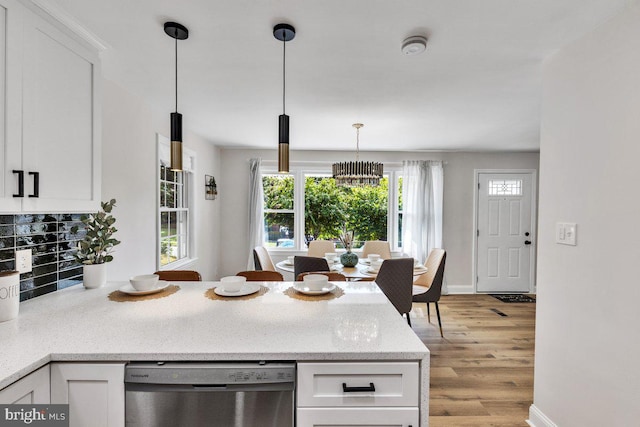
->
297, 362, 421, 427
0, 365, 50, 404
50, 363, 125, 427
0, 0, 100, 213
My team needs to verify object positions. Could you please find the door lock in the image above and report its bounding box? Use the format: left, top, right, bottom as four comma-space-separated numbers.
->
524, 240, 532, 245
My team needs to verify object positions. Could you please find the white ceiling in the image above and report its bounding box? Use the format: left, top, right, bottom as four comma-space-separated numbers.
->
51, 0, 632, 151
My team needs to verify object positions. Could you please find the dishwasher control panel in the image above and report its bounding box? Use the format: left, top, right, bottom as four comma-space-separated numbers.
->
125, 361, 295, 385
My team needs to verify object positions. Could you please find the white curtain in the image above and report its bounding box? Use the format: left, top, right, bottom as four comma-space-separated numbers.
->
247, 158, 264, 269
401, 160, 444, 263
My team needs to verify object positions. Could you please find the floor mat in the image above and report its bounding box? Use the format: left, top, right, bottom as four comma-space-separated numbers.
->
490, 294, 536, 303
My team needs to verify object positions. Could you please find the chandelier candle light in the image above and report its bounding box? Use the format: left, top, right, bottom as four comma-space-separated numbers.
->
273, 23, 296, 173
164, 22, 189, 171
332, 123, 384, 187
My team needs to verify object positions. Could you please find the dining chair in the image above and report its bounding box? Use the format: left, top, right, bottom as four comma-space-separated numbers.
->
236, 270, 284, 281
307, 240, 336, 258
362, 241, 392, 260
154, 270, 202, 281
374, 258, 414, 325
296, 271, 347, 281
253, 246, 276, 271
293, 256, 330, 281
412, 249, 447, 337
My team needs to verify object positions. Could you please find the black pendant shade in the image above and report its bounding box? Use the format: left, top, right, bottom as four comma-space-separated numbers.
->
165, 22, 189, 171
274, 23, 295, 173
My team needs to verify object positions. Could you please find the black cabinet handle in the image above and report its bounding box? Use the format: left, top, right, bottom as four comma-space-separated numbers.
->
12, 170, 24, 197
524, 240, 532, 245
28, 172, 39, 198
342, 382, 375, 393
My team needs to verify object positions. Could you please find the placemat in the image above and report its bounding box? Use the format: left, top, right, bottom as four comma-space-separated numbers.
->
205, 285, 269, 301
108, 285, 180, 302
284, 285, 344, 301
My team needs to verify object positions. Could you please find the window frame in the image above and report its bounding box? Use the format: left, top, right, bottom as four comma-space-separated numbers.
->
156, 134, 198, 270
261, 162, 403, 253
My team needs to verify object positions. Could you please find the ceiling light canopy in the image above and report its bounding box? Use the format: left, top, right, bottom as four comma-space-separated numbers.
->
332, 123, 383, 187
164, 22, 189, 171
274, 23, 296, 173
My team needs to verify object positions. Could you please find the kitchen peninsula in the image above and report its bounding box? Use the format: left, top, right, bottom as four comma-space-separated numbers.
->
0, 281, 429, 426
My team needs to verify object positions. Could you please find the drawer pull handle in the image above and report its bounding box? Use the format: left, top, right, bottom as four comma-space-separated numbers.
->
13, 170, 24, 197
342, 382, 375, 393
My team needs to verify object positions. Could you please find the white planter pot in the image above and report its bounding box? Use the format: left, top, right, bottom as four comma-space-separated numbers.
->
83, 264, 107, 289
0, 270, 20, 322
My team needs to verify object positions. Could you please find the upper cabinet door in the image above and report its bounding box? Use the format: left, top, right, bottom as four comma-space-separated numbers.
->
20, 10, 101, 213
0, 0, 24, 213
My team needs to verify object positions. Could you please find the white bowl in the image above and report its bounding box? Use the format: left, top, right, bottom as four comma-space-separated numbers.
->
220, 276, 247, 293
325, 252, 338, 262
287, 256, 295, 264
303, 274, 329, 291
129, 274, 160, 291
368, 254, 381, 263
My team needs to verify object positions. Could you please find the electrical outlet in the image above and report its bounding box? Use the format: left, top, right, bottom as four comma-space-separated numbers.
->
16, 249, 32, 273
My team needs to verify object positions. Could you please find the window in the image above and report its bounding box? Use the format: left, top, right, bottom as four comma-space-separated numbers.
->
488, 179, 522, 196
261, 165, 403, 251
263, 174, 295, 248
157, 134, 195, 269
159, 165, 189, 266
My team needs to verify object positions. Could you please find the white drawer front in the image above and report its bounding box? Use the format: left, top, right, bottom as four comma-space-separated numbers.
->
297, 362, 419, 407
297, 407, 419, 427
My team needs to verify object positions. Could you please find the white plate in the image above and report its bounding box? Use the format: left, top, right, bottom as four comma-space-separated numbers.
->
360, 259, 371, 265
283, 260, 294, 266
214, 283, 261, 297
414, 265, 427, 272
330, 265, 342, 271
293, 282, 337, 295
366, 266, 380, 274
119, 281, 169, 296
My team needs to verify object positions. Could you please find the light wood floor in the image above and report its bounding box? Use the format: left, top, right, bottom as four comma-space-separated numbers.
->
410, 294, 536, 427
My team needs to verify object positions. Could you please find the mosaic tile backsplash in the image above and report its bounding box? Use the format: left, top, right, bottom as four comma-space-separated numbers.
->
0, 214, 87, 301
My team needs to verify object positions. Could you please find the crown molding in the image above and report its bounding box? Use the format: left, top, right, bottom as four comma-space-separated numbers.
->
28, 0, 110, 52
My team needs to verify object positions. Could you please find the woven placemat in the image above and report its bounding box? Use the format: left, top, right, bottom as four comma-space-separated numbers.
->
108, 285, 180, 302
283, 285, 344, 301
204, 285, 269, 301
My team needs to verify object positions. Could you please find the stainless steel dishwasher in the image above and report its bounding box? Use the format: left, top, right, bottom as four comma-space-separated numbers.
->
125, 362, 295, 427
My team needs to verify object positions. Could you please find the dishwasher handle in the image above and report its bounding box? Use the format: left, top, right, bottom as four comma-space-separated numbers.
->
126, 381, 294, 393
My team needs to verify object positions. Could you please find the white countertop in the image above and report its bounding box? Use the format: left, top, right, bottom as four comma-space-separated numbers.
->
0, 281, 429, 389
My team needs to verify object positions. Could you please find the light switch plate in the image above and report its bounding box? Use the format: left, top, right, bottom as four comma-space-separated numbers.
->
16, 249, 32, 273
556, 222, 577, 246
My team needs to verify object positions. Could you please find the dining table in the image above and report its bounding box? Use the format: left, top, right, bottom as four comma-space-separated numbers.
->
276, 257, 428, 281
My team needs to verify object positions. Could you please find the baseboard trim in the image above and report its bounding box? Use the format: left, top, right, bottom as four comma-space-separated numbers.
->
527, 404, 557, 427
443, 284, 475, 294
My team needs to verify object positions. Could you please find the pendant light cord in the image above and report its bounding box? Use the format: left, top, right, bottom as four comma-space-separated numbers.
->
175, 36, 178, 113
355, 126, 360, 162
282, 36, 286, 115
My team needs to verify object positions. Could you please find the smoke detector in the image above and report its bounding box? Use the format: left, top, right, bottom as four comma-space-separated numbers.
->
401, 36, 427, 56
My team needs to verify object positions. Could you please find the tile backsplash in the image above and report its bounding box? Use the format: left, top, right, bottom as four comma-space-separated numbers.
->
0, 213, 87, 301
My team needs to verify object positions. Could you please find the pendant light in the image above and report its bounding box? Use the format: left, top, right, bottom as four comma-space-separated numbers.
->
273, 23, 295, 173
332, 123, 384, 187
164, 22, 189, 171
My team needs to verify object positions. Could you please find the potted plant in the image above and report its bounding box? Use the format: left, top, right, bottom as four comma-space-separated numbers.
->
71, 199, 121, 289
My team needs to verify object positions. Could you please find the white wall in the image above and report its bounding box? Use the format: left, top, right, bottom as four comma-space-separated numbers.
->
219, 148, 539, 290
531, 3, 640, 426
101, 78, 221, 281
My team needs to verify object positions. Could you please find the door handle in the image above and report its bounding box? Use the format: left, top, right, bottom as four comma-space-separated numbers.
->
28, 172, 39, 198
524, 240, 532, 245
12, 170, 24, 197
342, 382, 375, 393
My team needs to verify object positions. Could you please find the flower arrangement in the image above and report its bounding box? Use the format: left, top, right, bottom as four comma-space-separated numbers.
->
339, 227, 355, 252
71, 199, 121, 265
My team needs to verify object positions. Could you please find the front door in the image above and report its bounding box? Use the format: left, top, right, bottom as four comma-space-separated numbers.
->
476, 172, 535, 293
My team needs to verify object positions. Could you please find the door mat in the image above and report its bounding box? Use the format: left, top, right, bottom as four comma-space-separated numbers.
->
490, 294, 536, 303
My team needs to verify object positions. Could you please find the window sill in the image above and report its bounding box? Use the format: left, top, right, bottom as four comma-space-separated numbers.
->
159, 257, 199, 271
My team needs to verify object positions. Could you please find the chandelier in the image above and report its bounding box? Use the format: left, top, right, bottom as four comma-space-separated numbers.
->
332, 123, 383, 187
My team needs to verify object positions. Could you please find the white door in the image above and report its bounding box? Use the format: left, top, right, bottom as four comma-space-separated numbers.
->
476, 172, 535, 293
